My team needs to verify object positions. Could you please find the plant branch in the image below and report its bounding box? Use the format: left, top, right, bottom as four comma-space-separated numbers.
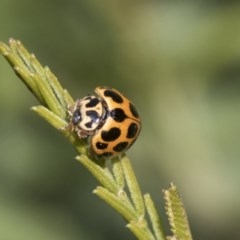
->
0, 38, 193, 240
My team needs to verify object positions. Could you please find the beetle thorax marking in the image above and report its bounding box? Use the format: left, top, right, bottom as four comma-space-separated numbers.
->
71, 95, 104, 132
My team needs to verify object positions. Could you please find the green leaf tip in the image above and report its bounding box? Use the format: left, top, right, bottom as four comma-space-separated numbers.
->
163, 183, 193, 240
0, 38, 69, 117
144, 194, 165, 240
121, 155, 145, 216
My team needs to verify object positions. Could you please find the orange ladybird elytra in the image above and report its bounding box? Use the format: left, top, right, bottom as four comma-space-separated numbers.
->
68, 86, 141, 158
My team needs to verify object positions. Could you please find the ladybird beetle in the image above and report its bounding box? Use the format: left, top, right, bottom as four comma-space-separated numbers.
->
68, 86, 141, 158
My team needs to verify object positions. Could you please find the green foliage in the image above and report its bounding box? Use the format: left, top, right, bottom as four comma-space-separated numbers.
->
164, 183, 193, 240
0, 39, 193, 240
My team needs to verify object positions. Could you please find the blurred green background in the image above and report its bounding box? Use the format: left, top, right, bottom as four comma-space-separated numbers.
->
0, 1, 240, 239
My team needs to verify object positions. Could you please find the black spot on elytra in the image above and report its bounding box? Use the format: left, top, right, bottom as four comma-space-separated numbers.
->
72, 109, 82, 125
86, 110, 100, 122
101, 127, 121, 142
104, 90, 123, 103
113, 142, 128, 152
127, 123, 139, 138
129, 102, 139, 118
110, 108, 127, 122
86, 98, 100, 108
96, 142, 108, 150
